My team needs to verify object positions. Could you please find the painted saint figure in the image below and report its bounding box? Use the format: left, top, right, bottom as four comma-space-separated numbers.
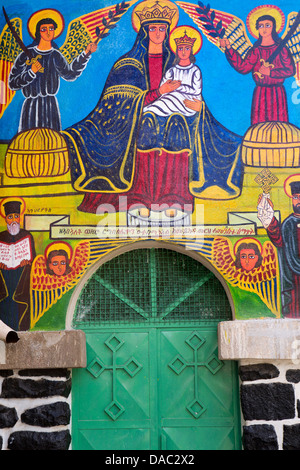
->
257, 180, 300, 318
220, 9, 296, 125
0, 200, 35, 331
63, 0, 243, 217
8, 9, 97, 132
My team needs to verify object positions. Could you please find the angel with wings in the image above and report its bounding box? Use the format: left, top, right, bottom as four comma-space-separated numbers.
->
176, 2, 300, 125
210, 236, 280, 317
30, 238, 134, 328
1, 2, 132, 131
6, 9, 97, 132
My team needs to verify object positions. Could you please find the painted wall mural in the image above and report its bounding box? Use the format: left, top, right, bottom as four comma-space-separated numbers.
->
0, 0, 300, 331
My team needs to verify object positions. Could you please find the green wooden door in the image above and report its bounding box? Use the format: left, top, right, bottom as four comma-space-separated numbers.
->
72, 249, 241, 450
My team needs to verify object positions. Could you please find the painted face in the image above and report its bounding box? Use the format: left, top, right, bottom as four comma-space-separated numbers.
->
239, 249, 259, 272
5, 212, 20, 225
257, 20, 273, 38
177, 45, 192, 60
5, 212, 20, 236
49, 255, 67, 276
148, 23, 167, 45
292, 193, 300, 214
39, 23, 55, 42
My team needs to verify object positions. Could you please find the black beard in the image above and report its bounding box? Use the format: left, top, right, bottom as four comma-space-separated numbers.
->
294, 204, 300, 214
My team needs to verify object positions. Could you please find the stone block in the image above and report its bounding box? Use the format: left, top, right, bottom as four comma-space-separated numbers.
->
239, 363, 280, 382
19, 369, 70, 378
286, 369, 300, 383
283, 424, 300, 450
243, 424, 278, 450
241, 383, 295, 421
218, 319, 300, 360
8, 430, 71, 450
1, 377, 71, 399
0, 405, 18, 428
21, 402, 70, 427
0, 330, 86, 370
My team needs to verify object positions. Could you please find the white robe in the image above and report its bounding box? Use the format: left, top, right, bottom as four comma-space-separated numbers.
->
144, 63, 202, 117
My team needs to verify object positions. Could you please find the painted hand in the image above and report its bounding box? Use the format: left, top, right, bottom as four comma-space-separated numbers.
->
258, 64, 271, 76
85, 42, 98, 54
31, 60, 43, 74
20, 259, 31, 267
219, 38, 231, 49
257, 194, 274, 229
184, 99, 203, 112
159, 79, 181, 95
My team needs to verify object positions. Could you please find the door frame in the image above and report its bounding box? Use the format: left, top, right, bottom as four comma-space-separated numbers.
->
66, 240, 236, 329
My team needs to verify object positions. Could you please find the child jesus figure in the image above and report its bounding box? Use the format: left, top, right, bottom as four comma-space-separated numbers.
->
144, 26, 203, 117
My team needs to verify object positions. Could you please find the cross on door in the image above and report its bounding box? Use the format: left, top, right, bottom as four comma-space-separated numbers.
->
86, 333, 143, 421
168, 331, 224, 418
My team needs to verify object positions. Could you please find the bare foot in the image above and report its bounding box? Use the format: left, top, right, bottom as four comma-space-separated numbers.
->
139, 208, 150, 218
165, 209, 177, 218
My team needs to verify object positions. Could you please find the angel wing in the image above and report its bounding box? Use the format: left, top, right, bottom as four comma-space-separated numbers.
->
30, 240, 90, 328
176, 1, 253, 58
0, 2, 134, 117
282, 11, 300, 86
30, 238, 133, 328
170, 235, 279, 316
211, 237, 280, 317
0, 17, 21, 118
60, 1, 134, 63
175, 236, 279, 316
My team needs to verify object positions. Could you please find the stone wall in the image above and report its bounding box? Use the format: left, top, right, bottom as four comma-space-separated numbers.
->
240, 361, 300, 450
219, 319, 300, 451
0, 368, 71, 450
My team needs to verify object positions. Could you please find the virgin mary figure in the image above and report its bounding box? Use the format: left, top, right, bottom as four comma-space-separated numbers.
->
63, 0, 243, 217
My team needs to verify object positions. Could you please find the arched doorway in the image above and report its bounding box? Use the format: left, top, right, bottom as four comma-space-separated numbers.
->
71, 247, 241, 450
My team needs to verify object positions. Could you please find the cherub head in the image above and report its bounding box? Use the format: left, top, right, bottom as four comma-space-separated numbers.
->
234, 242, 263, 272
46, 249, 72, 277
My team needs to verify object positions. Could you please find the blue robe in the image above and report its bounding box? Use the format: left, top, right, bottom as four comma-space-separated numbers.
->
63, 23, 243, 207
9, 46, 90, 132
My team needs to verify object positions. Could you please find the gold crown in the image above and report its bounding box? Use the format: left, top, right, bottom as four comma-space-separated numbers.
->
174, 32, 197, 47
135, 2, 177, 26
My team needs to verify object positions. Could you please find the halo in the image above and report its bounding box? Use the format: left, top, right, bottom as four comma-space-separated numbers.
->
233, 238, 263, 256
246, 4, 285, 39
169, 25, 202, 55
44, 241, 73, 262
132, 0, 179, 33
0, 197, 26, 219
284, 174, 300, 198
27, 9, 65, 39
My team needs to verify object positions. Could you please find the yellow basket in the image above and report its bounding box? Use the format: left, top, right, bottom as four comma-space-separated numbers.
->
241, 121, 300, 167
5, 128, 69, 178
